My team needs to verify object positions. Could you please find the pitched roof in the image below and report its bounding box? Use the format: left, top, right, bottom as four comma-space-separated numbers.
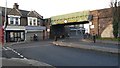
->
8, 8, 22, 16
0, 6, 42, 18
27, 10, 43, 19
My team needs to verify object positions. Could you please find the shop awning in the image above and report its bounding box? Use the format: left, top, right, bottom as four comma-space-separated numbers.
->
25, 26, 46, 30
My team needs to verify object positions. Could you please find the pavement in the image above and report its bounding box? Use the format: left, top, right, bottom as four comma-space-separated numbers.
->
82, 39, 119, 45
2, 58, 54, 67
52, 38, 120, 54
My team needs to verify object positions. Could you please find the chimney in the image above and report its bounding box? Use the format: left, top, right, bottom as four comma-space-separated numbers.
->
13, 3, 19, 9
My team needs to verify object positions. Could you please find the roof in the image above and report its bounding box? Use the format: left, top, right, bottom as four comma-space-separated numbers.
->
0, 6, 42, 18
27, 10, 43, 19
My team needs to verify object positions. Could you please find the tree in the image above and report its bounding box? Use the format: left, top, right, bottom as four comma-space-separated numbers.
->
110, 0, 119, 38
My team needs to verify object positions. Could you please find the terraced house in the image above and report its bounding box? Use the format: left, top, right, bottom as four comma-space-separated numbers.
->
0, 3, 46, 43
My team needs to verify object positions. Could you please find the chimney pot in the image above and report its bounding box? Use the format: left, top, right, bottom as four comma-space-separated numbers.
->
13, 3, 19, 9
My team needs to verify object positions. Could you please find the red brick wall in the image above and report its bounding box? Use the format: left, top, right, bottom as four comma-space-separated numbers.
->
90, 8, 113, 37
89, 10, 99, 35
0, 27, 4, 45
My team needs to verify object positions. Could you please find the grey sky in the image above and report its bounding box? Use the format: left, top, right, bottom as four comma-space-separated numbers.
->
0, 0, 117, 18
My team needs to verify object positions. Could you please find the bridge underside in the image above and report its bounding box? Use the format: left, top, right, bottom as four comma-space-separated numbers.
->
50, 21, 89, 39
53, 21, 89, 26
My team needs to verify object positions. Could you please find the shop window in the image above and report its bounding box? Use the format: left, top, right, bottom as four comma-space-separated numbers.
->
10, 32, 14, 41
21, 32, 24, 40
7, 31, 25, 42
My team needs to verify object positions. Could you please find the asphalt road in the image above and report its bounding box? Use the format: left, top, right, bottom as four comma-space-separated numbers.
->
3, 41, 118, 67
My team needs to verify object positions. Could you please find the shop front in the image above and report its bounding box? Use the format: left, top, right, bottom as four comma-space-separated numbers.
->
25, 26, 46, 41
5, 26, 25, 42
6, 31, 25, 42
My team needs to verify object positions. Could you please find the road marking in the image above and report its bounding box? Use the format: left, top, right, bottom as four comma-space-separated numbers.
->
2, 47, 8, 50
20, 55, 24, 58
23, 58, 27, 60
12, 49, 18, 54
6, 47, 12, 50
5, 47, 28, 60
17, 53, 21, 56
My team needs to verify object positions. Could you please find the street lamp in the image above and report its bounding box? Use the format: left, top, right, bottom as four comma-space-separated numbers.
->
64, 20, 67, 23
3, 0, 7, 44
47, 29, 50, 39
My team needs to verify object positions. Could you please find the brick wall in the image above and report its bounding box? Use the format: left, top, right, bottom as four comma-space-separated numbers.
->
90, 8, 113, 37
89, 10, 99, 35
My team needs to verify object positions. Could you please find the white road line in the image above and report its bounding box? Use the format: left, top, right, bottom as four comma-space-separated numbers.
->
12, 49, 16, 53
5, 47, 28, 60
17, 53, 21, 56
23, 58, 27, 60
20, 55, 24, 58
2, 47, 8, 50
6, 47, 12, 50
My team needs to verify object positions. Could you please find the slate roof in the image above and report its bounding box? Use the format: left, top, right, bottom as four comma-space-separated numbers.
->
0, 6, 42, 18
19, 10, 29, 17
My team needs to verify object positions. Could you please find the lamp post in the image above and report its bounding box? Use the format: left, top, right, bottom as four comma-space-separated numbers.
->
3, 0, 7, 44
47, 29, 50, 39
64, 20, 67, 23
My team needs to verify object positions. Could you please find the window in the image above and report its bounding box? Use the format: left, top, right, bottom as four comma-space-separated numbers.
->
33, 19, 36, 26
28, 17, 37, 26
8, 15, 20, 25
10, 32, 14, 38
30, 21, 32, 25
15, 18, 19, 25
9, 32, 25, 42
29, 18, 32, 25
21, 32, 24, 40
37, 19, 40, 26
10, 32, 14, 41
10, 17, 14, 24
